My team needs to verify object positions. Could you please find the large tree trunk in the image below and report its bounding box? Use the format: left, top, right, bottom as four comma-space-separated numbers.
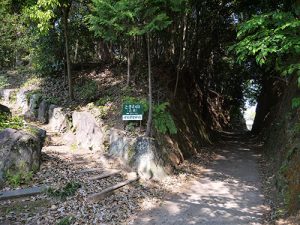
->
145, 33, 153, 137
62, 5, 74, 100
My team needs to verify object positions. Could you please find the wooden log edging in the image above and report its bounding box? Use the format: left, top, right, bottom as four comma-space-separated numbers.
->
87, 170, 121, 181
0, 186, 47, 201
79, 168, 103, 174
87, 176, 139, 203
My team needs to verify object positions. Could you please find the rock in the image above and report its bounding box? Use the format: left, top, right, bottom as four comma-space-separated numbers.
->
0, 103, 11, 116
130, 137, 167, 180
108, 131, 171, 180
62, 131, 76, 145
37, 100, 49, 124
0, 128, 46, 186
24, 94, 42, 121
0, 89, 15, 103
109, 129, 135, 161
16, 89, 30, 114
72, 111, 103, 151
48, 105, 68, 133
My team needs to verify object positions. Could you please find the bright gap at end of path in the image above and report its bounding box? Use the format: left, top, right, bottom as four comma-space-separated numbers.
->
244, 104, 257, 131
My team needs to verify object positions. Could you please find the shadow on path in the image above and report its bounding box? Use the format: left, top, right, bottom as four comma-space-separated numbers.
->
130, 132, 268, 225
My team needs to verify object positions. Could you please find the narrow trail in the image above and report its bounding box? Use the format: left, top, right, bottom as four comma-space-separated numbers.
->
131, 132, 269, 225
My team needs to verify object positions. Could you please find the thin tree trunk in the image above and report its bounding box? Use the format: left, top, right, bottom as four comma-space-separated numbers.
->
62, 6, 73, 100
174, 13, 187, 98
74, 39, 79, 63
127, 39, 130, 86
145, 33, 152, 137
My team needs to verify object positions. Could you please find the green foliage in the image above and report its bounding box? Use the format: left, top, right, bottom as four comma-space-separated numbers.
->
30, 33, 64, 75
25, 90, 43, 103
21, 76, 42, 89
6, 171, 33, 187
231, 11, 300, 77
75, 80, 98, 101
242, 79, 261, 107
0, 0, 31, 68
292, 98, 300, 109
122, 97, 177, 134
0, 114, 24, 131
0, 76, 9, 89
153, 102, 177, 134
292, 123, 300, 134
95, 96, 112, 106
45, 96, 60, 105
46, 182, 81, 200
57, 216, 75, 225
98, 106, 109, 119
88, 0, 184, 40
25, 0, 61, 34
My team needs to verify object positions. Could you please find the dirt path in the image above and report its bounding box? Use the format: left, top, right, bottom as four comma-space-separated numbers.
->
130, 132, 269, 225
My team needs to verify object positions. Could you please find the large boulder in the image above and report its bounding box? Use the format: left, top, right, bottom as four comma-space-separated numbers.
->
0, 89, 15, 103
16, 89, 30, 114
48, 105, 68, 133
130, 137, 167, 179
109, 129, 135, 161
24, 94, 42, 121
72, 111, 103, 151
37, 100, 49, 124
108, 131, 171, 179
0, 128, 46, 185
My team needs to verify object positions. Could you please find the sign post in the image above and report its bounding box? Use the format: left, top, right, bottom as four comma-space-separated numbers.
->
122, 103, 143, 121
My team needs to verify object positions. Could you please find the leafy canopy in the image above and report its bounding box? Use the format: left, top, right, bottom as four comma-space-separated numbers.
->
88, 0, 186, 40
230, 10, 300, 78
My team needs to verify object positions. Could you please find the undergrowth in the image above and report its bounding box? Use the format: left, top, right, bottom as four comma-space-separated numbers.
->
0, 75, 9, 89
57, 216, 75, 225
0, 113, 24, 131
5, 161, 35, 187
46, 182, 81, 200
75, 80, 98, 101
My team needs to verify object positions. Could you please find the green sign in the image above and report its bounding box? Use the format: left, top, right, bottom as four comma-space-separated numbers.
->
122, 103, 143, 120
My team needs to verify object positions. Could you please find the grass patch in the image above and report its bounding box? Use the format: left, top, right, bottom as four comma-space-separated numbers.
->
57, 216, 75, 225
5, 161, 35, 187
0, 113, 24, 131
5, 170, 33, 187
46, 181, 81, 200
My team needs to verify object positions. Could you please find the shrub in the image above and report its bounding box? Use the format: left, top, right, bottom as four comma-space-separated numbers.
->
153, 102, 177, 134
